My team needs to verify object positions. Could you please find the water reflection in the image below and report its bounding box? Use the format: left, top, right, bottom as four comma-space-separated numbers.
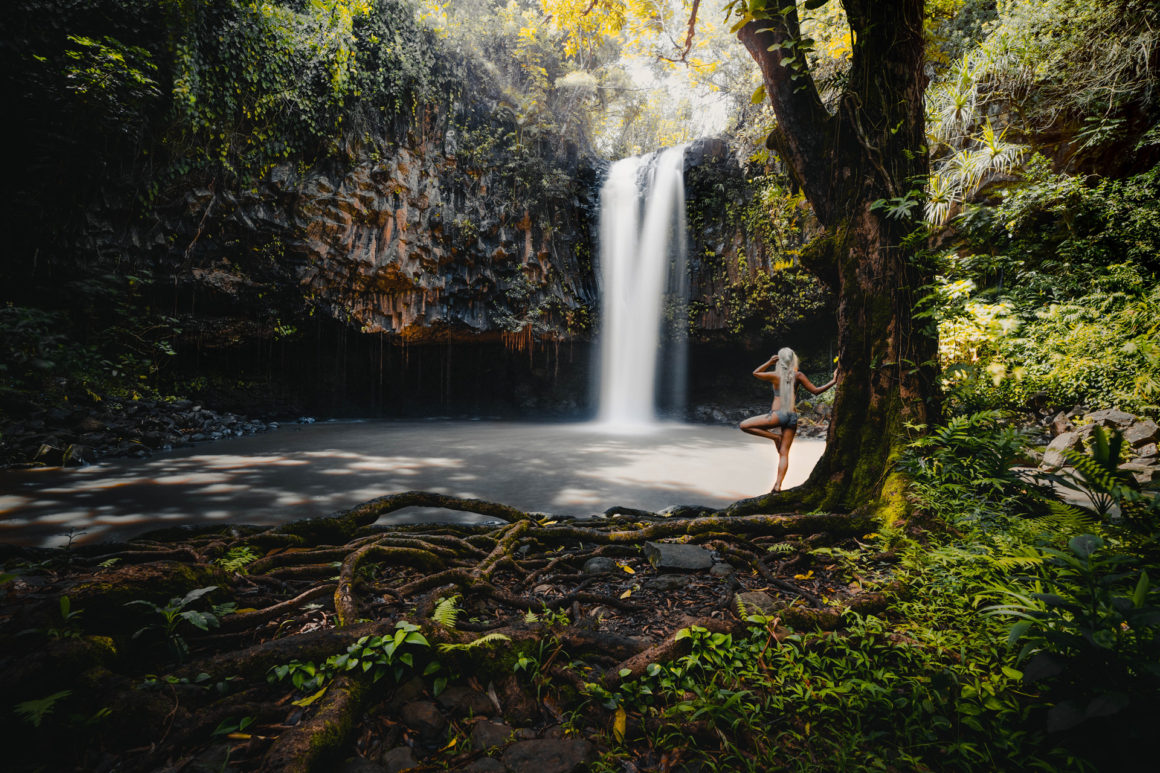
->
0, 421, 823, 548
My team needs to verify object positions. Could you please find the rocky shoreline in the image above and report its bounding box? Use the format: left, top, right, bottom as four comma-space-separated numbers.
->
0, 398, 284, 470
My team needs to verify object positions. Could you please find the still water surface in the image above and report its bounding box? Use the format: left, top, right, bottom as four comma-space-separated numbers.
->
0, 420, 823, 548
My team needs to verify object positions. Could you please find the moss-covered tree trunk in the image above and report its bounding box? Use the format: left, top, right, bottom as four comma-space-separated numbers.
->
736, 0, 938, 514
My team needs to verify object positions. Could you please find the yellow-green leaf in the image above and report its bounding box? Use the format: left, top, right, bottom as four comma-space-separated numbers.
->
613, 706, 627, 743
291, 685, 329, 708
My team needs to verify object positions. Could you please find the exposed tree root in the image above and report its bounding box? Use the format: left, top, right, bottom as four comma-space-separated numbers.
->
4, 489, 908, 772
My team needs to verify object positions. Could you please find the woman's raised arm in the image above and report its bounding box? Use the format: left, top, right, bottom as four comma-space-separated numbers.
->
798, 367, 838, 395
753, 354, 779, 381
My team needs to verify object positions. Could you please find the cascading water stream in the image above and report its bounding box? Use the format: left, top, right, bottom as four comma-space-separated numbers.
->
596, 145, 688, 429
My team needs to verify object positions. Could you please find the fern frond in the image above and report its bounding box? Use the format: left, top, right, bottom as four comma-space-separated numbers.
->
432, 595, 461, 630
766, 542, 795, 555
1033, 500, 1100, 535
438, 632, 511, 653
993, 554, 1046, 570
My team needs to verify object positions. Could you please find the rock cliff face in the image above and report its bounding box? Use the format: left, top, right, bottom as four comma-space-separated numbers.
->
149, 128, 599, 349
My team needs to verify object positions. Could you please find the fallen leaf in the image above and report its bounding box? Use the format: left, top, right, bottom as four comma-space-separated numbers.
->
617, 563, 635, 575
613, 706, 627, 743
793, 571, 814, 580
619, 588, 633, 599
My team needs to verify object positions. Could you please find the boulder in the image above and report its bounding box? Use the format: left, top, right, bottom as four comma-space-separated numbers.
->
436, 685, 493, 717
1119, 463, 1160, 486
380, 747, 417, 773
500, 739, 596, 773
1135, 443, 1158, 461
399, 701, 446, 744
1041, 431, 1082, 469
643, 541, 714, 571
734, 591, 779, 616
1124, 420, 1159, 448
1085, 409, 1136, 429
1049, 411, 1071, 437
470, 719, 514, 750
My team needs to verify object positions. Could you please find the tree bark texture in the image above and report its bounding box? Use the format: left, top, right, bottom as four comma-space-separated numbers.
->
738, 0, 939, 512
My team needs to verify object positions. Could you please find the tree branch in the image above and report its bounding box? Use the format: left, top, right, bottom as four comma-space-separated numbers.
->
737, 3, 835, 216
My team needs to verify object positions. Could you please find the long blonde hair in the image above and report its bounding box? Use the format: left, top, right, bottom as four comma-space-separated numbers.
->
775, 347, 798, 412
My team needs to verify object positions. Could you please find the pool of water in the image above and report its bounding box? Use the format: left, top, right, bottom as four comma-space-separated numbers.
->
0, 420, 823, 548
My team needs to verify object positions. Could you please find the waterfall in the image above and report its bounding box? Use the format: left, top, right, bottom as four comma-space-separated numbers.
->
596, 145, 689, 428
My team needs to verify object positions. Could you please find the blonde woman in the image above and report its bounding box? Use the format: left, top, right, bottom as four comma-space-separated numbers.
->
739, 347, 837, 492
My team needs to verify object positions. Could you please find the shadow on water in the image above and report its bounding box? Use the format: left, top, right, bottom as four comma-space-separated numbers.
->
0, 420, 823, 548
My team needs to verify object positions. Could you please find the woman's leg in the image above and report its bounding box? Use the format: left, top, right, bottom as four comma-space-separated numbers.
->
772, 427, 797, 491
739, 413, 782, 452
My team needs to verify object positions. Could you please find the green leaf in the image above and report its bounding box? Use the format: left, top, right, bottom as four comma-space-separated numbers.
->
1069, 534, 1104, 559
1133, 571, 1150, 608
1007, 620, 1032, 645
750, 84, 766, 105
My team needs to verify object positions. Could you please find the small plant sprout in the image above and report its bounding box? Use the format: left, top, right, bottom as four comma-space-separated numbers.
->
126, 586, 235, 662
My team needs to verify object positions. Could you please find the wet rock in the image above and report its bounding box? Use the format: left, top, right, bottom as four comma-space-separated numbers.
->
64, 444, 96, 466
1041, 431, 1082, 469
582, 557, 616, 575
734, 591, 778, 615
436, 685, 493, 717
399, 701, 446, 744
380, 746, 417, 773
709, 562, 735, 578
645, 574, 691, 591
500, 738, 595, 773
1124, 420, 1159, 448
470, 719, 513, 750
643, 541, 714, 571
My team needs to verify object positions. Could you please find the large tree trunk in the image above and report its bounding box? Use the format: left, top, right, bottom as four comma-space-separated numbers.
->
734, 0, 939, 515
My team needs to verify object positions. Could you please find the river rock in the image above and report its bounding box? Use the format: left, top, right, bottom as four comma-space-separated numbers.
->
709, 562, 735, 578
582, 557, 616, 575
500, 739, 595, 773
399, 701, 446, 743
470, 719, 513, 750
645, 574, 691, 591
643, 541, 714, 571
734, 591, 779, 616
1041, 431, 1082, 469
436, 685, 493, 717
380, 746, 416, 773
1124, 420, 1159, 448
